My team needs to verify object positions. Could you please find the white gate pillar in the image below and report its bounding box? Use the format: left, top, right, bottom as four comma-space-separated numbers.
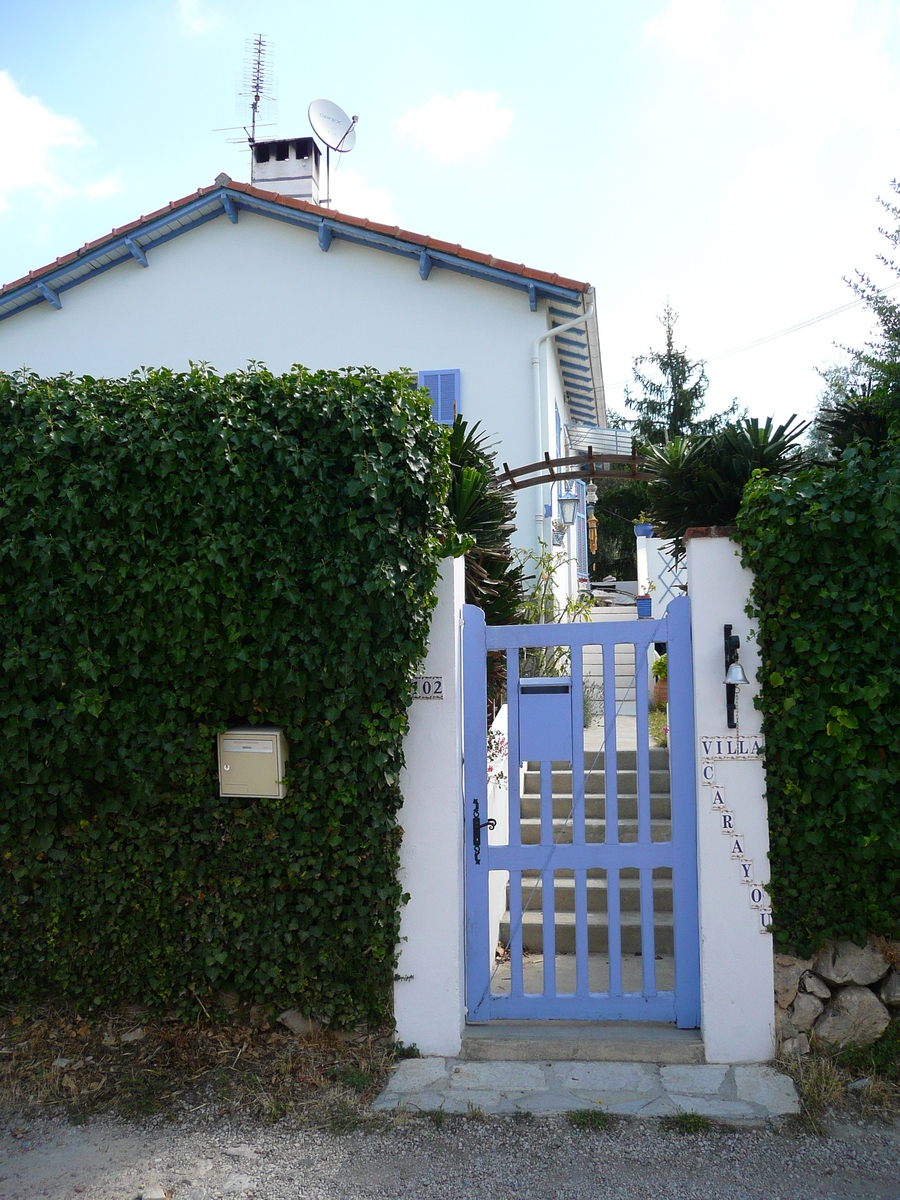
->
685, 528, 775, 1064
395, 556, 466, 1055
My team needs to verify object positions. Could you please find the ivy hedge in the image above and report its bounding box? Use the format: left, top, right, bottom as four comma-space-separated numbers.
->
737, 435, 900, 951
0, 365, 449, 1024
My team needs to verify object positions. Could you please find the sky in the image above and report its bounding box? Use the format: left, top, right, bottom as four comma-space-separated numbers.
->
2, 0, 900, 430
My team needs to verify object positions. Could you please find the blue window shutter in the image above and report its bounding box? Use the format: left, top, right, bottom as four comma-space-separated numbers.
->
418, 369, 460, 425
575, 480, 589, 585
555, 406, 562, 458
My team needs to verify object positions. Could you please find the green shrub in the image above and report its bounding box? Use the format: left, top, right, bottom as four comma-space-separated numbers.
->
0, 364, 449, 1024
737, 436, 900, 950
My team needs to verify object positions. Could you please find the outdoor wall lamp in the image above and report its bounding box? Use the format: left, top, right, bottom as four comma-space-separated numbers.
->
724, 624, 749, 729
558, 483, 578, 526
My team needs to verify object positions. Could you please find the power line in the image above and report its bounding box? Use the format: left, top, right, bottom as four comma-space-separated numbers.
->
605, 281, 900, 391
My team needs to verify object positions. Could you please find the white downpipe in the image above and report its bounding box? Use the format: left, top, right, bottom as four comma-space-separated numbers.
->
531, 304, 596, 549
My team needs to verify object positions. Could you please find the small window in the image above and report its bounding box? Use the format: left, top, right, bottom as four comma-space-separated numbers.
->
254, 144, 270, 163
418, 370, 460, 425
275, 141, 289, 161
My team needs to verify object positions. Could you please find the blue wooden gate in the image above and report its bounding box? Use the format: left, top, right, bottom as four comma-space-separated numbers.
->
463, 595, 700, 1025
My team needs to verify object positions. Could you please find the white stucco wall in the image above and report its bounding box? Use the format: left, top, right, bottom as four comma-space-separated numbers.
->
687, 533, 775, 1064
0, 211, 572, 560
394, 556, 466, 1055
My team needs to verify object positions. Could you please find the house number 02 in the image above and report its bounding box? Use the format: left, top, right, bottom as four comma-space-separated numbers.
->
413, 676, 443, 700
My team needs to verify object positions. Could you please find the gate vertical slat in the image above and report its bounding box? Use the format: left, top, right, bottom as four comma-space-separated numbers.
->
506, 649, 521, 848
509, 868, 524, 999
666, 595, 702, 1028
640, 868, 657, 996
540, 761, 553, 845
542, 865, 557, 998
463, 604, 491, 1022
607, 865, 622, 995
570, 645, 585, 847
602, 645, 619, 846
575, 868, 589, 996
635, 648, 652, 846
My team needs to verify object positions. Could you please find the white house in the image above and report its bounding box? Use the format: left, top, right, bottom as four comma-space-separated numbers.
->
0, 141, 623, 591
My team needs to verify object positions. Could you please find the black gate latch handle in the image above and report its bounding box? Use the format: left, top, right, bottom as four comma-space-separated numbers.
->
472, 798, 497, 866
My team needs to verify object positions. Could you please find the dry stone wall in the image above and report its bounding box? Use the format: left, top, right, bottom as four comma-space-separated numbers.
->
775, 939, 898, 1056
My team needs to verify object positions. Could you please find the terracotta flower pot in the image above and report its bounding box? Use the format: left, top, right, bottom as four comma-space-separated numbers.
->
654, 680, 668, 706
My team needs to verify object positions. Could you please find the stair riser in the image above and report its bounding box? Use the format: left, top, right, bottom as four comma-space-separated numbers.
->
519, 821, 672, 845
499, 922, 675, 955
519, 796, 671, 820
508, 884, 673, 914
524, 752, 670, 771
524, 771, 671, 794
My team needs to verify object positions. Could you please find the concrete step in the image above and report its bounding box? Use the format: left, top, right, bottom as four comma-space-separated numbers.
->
525, 750, 670, 771
508, 875, 673, 914
519, 793, 671, 819
460, 1020, 704, 1064
499, 910, 674, 954
519, 818, 672, 845
523, 770, 672, 794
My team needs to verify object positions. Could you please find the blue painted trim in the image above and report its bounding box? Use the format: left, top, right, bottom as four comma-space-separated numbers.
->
224, 190, 586, 303
318, 220, 333, 251
222, 194, 239, 223
528, 283, 537, 311
0, 195, 225, 317
124, 237, 148, 267
0, 207, 227, 323
463, 605, 490, 1023
0, 185, 589, 321
37, 282, 61, 309
489, 993, 677, 1022
666, 594, 702, 1028
418, 250, 433, 280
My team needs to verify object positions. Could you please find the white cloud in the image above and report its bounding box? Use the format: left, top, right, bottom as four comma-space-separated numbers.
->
395, 91, 514, 163
177, 0, 222, 35
0, 71, 85, 208
329, 166, 395, 224
0, 71, 121, 209
642, 0, 727, 54
84, 174, 124, 199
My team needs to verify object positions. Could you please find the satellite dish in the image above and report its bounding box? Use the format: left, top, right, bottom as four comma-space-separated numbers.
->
308, 99, 357, 152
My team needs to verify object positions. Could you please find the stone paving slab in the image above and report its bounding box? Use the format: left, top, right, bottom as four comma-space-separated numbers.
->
372, 1058, 799, 1121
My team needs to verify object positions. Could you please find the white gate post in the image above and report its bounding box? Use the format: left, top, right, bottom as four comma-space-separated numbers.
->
685, 528, 775, 1063
394, 556, 466, 1055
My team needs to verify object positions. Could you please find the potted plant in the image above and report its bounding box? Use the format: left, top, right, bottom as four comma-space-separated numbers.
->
652, 653, 667, 706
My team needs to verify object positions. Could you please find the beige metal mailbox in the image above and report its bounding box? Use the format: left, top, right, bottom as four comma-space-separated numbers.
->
217, 727, 288, 799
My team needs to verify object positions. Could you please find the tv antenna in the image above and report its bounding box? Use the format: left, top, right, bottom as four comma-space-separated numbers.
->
215, 34, 278, 151
308, 98, 357, 207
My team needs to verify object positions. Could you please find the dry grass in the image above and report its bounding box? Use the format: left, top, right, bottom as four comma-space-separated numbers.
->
0, 1001, 398, 1130
777, 1025, 900, 1127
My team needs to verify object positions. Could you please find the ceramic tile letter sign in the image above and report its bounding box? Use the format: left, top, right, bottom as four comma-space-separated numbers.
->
730, 836, 746, 859
412, 676, 443, 700
699, 734, 765, 759
759, 909, 773, 933
719, 811, 736, 834
701, 761, 717, 785
739, 859, 753, 884
709, 785, 726, 809
749, 885, 769, 910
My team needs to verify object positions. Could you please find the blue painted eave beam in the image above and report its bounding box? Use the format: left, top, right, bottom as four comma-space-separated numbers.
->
222, 195, 239, 224
37, 282, 61, 309
124, 237, 148, 267
318, 219, 333, 251
419, 250, 433, 280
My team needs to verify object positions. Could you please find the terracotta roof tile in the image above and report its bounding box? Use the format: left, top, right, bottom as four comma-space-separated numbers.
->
0, 178, 591, 303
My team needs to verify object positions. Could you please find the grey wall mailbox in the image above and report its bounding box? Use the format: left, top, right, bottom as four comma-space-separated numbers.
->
217, 727, 288, 799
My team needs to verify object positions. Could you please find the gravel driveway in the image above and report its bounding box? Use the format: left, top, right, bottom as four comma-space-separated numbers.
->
2, 1109, 899, 1199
